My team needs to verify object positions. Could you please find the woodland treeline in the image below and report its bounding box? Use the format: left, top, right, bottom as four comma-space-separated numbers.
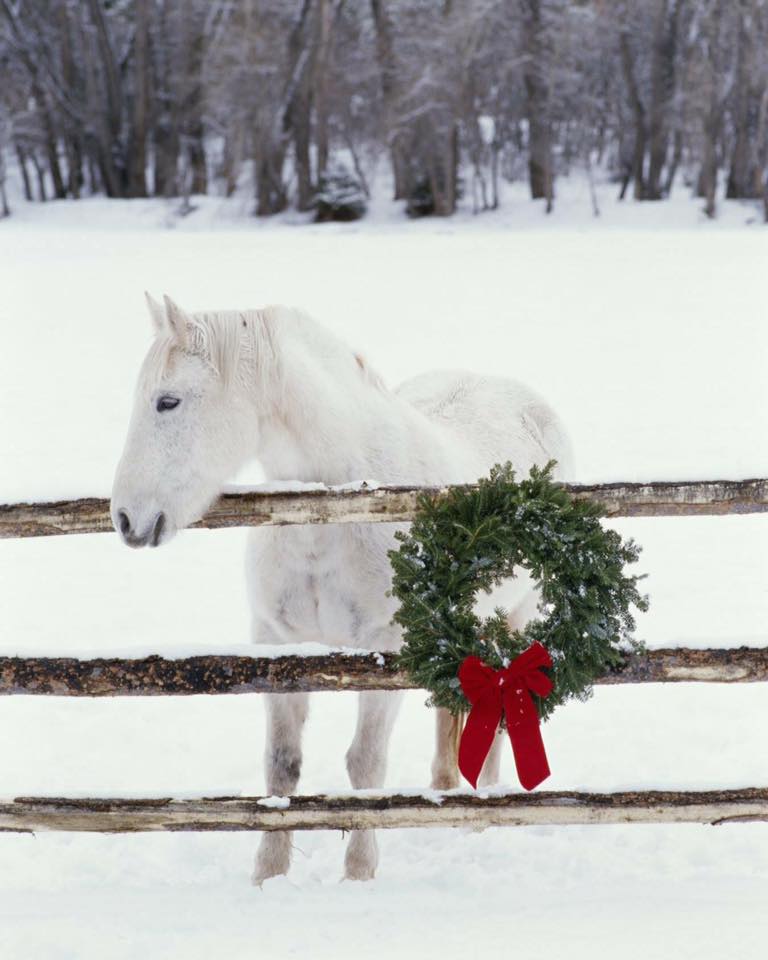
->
1, 0, 767, 220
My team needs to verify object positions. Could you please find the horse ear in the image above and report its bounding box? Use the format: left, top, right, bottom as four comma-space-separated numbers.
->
144, 291, 167, 333
162, 295, 190, 348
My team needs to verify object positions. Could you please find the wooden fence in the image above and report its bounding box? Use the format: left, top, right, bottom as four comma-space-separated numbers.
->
0, 478, 766, 833
1, 477, 766, 539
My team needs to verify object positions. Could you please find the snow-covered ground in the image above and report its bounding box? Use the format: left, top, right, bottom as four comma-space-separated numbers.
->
0, 179, 766, 959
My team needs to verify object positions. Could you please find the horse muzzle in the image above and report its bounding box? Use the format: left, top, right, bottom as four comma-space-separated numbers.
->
114, 508, 167, 549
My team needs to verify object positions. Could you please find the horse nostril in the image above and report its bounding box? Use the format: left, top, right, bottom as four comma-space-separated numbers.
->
151, 512, 166, 547
117, 510, 131, 537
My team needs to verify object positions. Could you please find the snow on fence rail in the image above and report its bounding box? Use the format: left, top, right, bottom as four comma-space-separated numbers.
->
1, 475, 766, 835
1, 477, 766, 539
1, 788, 767, 834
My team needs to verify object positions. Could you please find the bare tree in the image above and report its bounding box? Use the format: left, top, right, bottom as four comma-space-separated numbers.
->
520, 0, 553, 209
0, 0, 766, 220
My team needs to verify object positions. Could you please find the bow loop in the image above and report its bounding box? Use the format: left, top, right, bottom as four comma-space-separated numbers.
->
504, 640, 552, 678
520, 668, 553, 700
458, 656, 500, 705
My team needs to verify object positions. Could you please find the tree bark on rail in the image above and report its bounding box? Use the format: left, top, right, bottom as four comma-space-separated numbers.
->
0, 646, 765, 698
1, 478, 766, 539
1, 787, 766, 834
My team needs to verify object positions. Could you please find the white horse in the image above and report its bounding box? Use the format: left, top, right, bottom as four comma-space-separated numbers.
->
112, 294, 574, 883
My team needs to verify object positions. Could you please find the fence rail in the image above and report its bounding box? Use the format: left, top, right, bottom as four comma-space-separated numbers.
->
2, 476, 765, 840
1, 787, 766, 834
1, 478, 766, 539
1, 646, 767, 697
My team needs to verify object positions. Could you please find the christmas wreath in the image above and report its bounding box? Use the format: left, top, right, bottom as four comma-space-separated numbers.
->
389, 462, 648, 789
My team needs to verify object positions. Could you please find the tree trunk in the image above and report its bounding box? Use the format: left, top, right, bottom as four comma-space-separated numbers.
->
30, 152, 48, 201
701, 111, 718, 218
85, 0, 126, 196
15, 144, 33, 202
646, 0, 677, 200
254, 0, 314, 214
65, 137, 83, 199
182, 29, 207, 196
85, 154, 101, 194
291, 80, 314, 210
152, 0, 179, 197
490, 134, 500, 209
726, 3, 756, 199
662, 128, 682, 197
254, 145, 289, 216
153, 121, 179, 197
753, 88, 768, 200
0, 148, 9, 216
314, 0, 334, 177
223, 129, 244, 197
521, 0, 553, 204
39, 103, 66, 199
282, 0, 316, 210
187, 130, 208, 195
620, 30, 647, 200
371, 0, 409, 199
58, 0, 81, 198
424, 117, 458, 217
698, 0, 723, 217
128, 0, 150, 197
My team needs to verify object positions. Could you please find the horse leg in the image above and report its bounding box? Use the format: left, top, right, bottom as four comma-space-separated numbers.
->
431, 708, 462, 789
432, 707, 502, 788
344, 689, 403, 880
477, 731, 504, 786
252, 692, 309, 886
430, 711, 502, 788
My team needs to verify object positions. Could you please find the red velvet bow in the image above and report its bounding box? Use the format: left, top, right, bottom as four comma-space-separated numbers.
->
457, 642, 553, 791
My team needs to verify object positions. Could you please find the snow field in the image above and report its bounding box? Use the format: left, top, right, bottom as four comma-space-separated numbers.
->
0, 182, 766, 958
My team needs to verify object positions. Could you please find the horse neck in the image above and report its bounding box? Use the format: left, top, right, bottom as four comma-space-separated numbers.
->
249, 324, 443, 486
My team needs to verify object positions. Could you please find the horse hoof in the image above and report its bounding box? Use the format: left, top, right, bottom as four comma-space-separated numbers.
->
252, 863, 289, 887
252, 862, 288, 887
343, 860, 377, 882
252, 834, 292, 886
344, 832, 378, 881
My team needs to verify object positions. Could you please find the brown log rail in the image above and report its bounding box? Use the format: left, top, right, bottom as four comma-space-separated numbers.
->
1, 477, 766, 539
1, 787, 766, 834
0, 645, 767, 697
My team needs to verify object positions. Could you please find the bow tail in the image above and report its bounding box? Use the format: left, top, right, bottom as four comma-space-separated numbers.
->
504, 690, 551, 791
508, 719, 550, 791
458, 692, 502, 789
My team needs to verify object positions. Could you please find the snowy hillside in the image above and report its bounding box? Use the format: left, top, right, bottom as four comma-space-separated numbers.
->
0, 186, 766, 960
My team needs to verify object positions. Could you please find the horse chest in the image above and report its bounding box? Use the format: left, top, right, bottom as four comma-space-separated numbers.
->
247, 524, 401, 645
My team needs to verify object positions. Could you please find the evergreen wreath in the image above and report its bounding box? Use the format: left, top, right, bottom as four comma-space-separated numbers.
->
389, 462, 648, 719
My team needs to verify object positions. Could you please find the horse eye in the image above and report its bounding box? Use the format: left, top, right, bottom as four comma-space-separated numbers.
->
156, 395, 181, 412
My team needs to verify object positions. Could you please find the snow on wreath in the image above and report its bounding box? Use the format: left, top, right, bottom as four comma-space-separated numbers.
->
388, 462, 649, 789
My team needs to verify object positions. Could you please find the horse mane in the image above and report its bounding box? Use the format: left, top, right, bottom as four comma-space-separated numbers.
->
142, 303, 387, 397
